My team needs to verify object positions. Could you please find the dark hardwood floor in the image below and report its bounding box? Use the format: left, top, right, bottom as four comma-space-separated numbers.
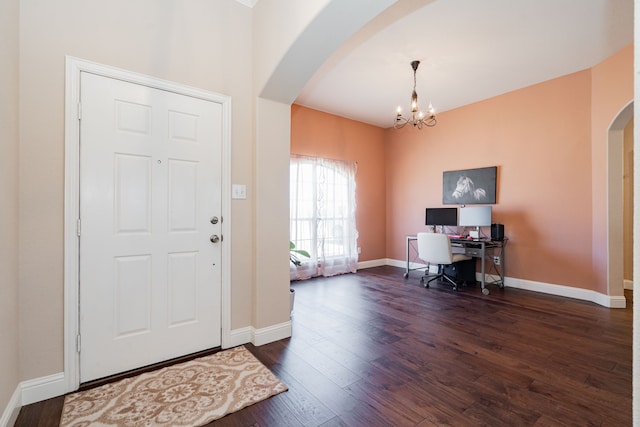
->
15, 266, 632, 426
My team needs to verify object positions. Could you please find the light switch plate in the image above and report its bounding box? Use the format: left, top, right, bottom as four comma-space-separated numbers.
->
232, 184, 247, 199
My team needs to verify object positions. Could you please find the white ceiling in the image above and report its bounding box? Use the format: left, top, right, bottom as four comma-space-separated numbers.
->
294, 0, 634, 128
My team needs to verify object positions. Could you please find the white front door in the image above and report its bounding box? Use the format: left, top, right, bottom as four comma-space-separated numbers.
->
79, 72, 223, 382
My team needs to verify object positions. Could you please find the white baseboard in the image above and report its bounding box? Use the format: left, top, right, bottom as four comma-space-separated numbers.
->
624, 279, 633, 290
386, 258, 427, 270
357, 258, 387, 269
0, 385, 21, 427
502, 275, 627, 308
253, 321, 292, 346
21, 372, 66, 406
226, 322, 293, 348
0, 372, 67, 426
386, 258, 626, 308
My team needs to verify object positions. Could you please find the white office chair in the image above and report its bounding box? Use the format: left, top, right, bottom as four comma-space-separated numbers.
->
417, 232, 472, 291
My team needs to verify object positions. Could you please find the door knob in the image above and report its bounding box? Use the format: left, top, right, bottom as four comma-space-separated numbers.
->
210, 235, 220, 243
210, 216, 219, 225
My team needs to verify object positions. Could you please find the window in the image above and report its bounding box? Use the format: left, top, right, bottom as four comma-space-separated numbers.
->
290, 155, 358, 280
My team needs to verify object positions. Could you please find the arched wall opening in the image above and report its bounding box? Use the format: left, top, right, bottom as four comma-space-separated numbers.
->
608, 101, 633, 304
251, 0, 398, 330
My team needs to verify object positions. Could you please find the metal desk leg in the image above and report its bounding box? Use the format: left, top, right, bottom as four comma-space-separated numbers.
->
481, 243, 489, 295
501, 244, 505, 287
403, 236, 410, 278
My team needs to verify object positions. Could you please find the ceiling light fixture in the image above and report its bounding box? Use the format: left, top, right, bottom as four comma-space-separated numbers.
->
394, 60, 437, 129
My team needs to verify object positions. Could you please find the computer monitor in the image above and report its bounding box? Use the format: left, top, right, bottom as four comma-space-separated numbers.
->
425, 207, 458, 226
459, 206, 492, 227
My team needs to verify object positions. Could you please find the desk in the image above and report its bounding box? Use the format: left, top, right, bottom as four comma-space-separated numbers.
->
404, 235, 507, 295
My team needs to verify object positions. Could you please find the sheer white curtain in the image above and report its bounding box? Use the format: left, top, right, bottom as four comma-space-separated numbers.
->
290, 155, 358, 280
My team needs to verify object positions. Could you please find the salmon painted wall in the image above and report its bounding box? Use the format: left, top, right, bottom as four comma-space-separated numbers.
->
386, 71, 592, 288
385, 44, 632, 292
290, 104, 387, 262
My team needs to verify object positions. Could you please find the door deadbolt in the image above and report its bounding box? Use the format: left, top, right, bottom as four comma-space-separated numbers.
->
210, 216, 219, 225
210, 234, 221, 243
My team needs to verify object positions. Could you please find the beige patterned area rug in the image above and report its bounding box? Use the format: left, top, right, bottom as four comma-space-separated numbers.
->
60, 346, 288, 427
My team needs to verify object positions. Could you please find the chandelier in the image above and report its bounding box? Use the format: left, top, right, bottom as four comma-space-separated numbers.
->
394, 60, 437, 129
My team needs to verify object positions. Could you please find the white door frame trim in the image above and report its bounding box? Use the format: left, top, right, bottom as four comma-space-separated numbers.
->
63, 56, 232, 392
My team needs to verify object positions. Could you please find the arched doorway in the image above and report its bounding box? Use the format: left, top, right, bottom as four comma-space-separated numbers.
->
607, 101, 633, 304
